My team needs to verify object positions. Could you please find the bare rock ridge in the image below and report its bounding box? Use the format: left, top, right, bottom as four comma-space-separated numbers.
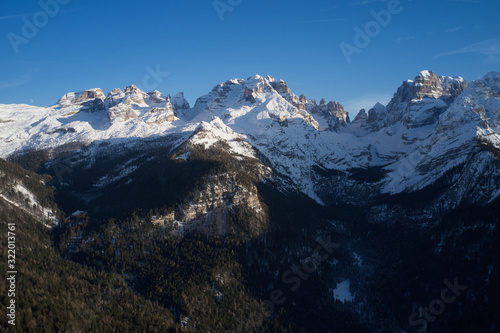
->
57, 85, 190, 124
51, 71, 469, 135
1, 70, 499, 209
353, 70, 468, 131
190, 75, 350, 131
53, 75, 353, 131
57, 88, 107, 113
268, 79, 350, 128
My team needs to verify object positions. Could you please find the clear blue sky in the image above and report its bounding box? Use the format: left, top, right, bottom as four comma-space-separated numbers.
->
1, 0, 499, 115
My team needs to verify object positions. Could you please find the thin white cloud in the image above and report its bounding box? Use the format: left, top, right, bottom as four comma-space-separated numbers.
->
300, 18, 346, 23
0, 13, 34, 20
342, 94, 392, 114
351, 0, 384, 5
394, 36, 415, 44
434, 38, 500, 63
0, 8, 79, 21
446, 26, 462, 33
0, 74, 31, 90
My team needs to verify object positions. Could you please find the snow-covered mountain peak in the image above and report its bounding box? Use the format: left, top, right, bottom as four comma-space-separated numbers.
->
57, 88, 105, 105
182, 75, 349, 132
482, 71, 500, 83
468, 71, 500, 99
56, 88, 107, 113
123, 84, 143, 93
418, 69, 433, 78
377, 70, 468, 129
171, 92, 190, 116
246, 74, 276, 84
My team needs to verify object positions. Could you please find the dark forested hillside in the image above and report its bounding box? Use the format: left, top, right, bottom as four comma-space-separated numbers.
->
0, 159, 182, 332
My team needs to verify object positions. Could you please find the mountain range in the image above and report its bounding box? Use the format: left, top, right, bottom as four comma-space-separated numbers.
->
1, 70, 499, 332
2, 71, 499, 207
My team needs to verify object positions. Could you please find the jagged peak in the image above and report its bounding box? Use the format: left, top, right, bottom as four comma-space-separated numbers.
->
123, 84, 142, 93
57, 88, 105, 105
108, 88, 122, 96
477, 71, 500, 88
171, 92, 190, 114
148, 90, 162, 96
246, 74, 276, 83
483, 71, 500, 80
353, 108, 367, 123
418, 70, 434, 78
371, 102, 386, 111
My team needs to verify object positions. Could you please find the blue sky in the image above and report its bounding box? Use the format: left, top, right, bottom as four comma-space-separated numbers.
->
1, 0, 499, 116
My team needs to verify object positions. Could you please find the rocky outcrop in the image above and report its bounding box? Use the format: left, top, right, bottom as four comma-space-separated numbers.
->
105, 88, 125, 108
310, 99, 350, 131
352, 103, 385, 132
105, 85, 175, 123
74, 89, 106, 103
172, 172, 267, 237
353, 109, 367, 123
412, 70, 445, 100
270, 80, 292, 95
244, 87, 256, 103
144, 97, 175, 124
122, 85, 148, 105
383, 71, 467, 128
147, 90, 165, 104
171, 92, 190, 116
57, 89, 106, 113
108, 103, 139, 123
267, 79, 349, 130
312, 99, 349, 122
352, 71, 466, 132
269, 80, 314, 112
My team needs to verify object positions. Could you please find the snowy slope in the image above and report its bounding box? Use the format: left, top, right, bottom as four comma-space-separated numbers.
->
1, 71, 499, 207
382, 72, 500, 202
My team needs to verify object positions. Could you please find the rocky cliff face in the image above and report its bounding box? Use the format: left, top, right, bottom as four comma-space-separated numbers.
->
352, 102, 385, 133
55, 85, 189, 124
152, 171, 269, 237
58, 88, 106, 113
352, 71, 467, 133
383, 70, 467, 128
310, 99, 350, 131
171, 92, 190, 116
267, 79, 350, 131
